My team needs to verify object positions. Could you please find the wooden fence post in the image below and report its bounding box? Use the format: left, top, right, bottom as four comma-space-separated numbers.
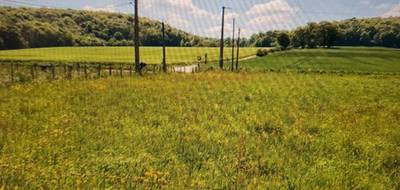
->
129, 65, 132, 76
10, 63, 14, 82
51, 65, 56, 80
30, 64, 35, 80
109, 65, 112, 76
120, 64, 123, 77
84, 65, 88, 79
76, 63, 80, 77
205, 53, 208, 65
97, 64, 101, 78
67, 65, 72, 79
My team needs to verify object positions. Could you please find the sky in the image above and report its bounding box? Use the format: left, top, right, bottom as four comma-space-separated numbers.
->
1, 0, 400, 37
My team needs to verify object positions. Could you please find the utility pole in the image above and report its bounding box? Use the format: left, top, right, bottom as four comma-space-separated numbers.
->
231, 18, 235, 71
133, 0, 140, 73
236, 28, 241, 71
219, 6, 226, 70
162, 22, 167, 73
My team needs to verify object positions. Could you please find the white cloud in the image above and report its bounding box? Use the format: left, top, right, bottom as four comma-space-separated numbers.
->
244, 0, 300, 32
165, 13, 191, 29
164, 0, 212, 18
83, 5, 116, 13
375, 3, 390, 10
246, 0, 298, 16
138, 0, 302, 38
142, 0, 220, 37
382, 5, 400, 17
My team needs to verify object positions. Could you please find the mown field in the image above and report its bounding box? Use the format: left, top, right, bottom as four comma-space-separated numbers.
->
241, 47, 400, 73
0, 72, 399, 189
0, 47, 258, 65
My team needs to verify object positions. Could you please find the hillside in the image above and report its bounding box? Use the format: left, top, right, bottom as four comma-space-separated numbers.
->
0, 6, 218, 50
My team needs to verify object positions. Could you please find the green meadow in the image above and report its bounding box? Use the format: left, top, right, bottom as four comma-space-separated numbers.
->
0, 47, 400, 189
241, 47, 400, 73
0, 72, 399, 189
0, 47, 258, 65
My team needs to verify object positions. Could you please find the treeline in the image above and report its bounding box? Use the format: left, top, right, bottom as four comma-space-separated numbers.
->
248, 17, 400, 49
0, 6, 217, 50
1, 6, 399, 50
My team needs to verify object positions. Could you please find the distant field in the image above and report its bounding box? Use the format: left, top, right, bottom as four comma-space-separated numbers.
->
0, 47, 259, 65
241, 47, 400, 73
0, 72, 399, 189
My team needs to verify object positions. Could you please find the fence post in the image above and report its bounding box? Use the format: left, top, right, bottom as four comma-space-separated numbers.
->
97, 64, 101, 78
84, 65, 88, 79
10, 63, 14, 82
31, 64, 35, 80
67, 65, 72, 79
129, 65, 132, 76
120, 64, 123, 77
51, 64, 56, 80
109, 65, 112, 76
205, 53, 208, 64
77, 63, 80, 77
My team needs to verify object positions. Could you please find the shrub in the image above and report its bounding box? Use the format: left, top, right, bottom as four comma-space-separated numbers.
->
256, 49, 269, 57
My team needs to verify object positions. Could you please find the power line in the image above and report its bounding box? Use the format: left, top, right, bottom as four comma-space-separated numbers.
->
2, 0, 54, 8
1, 0, 131, 11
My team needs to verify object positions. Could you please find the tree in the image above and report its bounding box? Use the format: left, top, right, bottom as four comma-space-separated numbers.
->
317, 21, 340, 48
396, 33, 400, 48
377, 30, 397, 47
291, 27, 307, 48
0, 37, 4, 49
249, 31, 278, 47
0, 21, 26, 49
113, 31, 124, 41
304, 22, 319, 48
277, 32, 290, 50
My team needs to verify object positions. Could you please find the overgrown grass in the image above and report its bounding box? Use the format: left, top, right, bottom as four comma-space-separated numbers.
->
0, 72, 399, 189
240, 47, 400, 73
0, 47, 258, 65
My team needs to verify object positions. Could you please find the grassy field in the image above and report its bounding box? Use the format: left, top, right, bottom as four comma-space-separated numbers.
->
0, 72, 399, 189
241, 47, 400, 73
0, 47, 258, 65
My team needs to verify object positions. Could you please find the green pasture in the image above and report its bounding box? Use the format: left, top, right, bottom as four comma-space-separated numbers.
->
0, 47, 258, 65
0, 72, 399, 189
241, 47, 400, 73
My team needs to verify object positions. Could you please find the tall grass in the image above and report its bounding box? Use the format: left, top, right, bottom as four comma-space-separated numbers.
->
0, 72, 399, 189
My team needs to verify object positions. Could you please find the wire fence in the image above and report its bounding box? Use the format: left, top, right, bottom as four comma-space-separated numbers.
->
0, 62, 211, 84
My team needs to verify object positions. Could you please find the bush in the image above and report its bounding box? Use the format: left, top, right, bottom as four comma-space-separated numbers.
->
256, 49, 269, 57
268, 48, 275, 53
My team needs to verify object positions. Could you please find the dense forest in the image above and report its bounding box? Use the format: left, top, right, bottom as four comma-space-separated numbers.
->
0, 6, 399, 50
0, 6, 218, 50
249, 17, 400, 48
